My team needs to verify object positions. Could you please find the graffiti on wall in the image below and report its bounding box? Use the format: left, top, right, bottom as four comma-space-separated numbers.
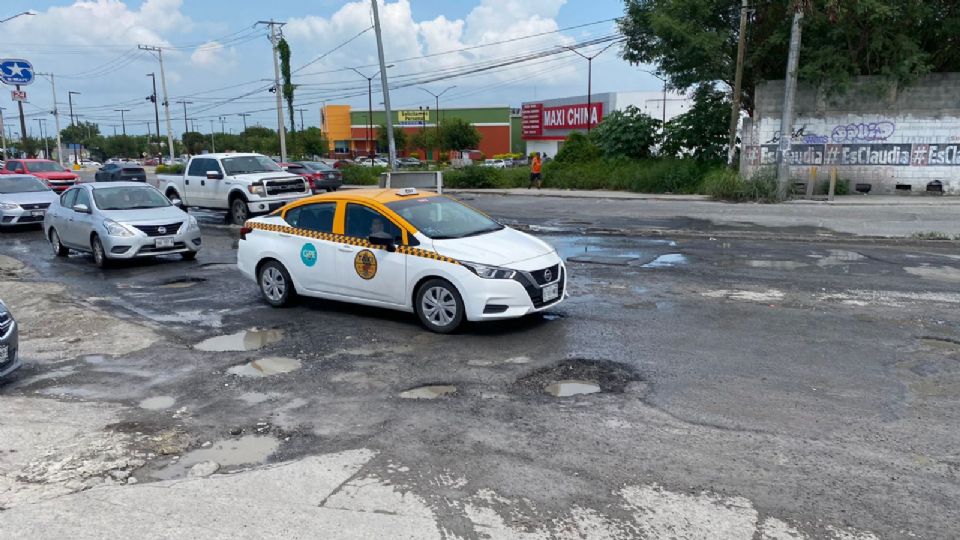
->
830, 121, 896, 143
749, 143, 960, 167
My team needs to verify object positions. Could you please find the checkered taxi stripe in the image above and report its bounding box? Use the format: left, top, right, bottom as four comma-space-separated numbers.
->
245, 221, 460, 265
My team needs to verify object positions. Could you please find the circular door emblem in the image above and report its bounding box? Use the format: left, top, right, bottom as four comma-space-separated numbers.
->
354, 249, 378, 280
543, 268, 553, 282
157, 226, 167, 235
300, 243, 318, 267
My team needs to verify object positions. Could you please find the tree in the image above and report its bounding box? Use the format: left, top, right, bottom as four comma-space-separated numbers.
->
409, 128, 438, 154
376, 124, 407, 154
619, 0, 960, 115
555, 132, 602, 163
661, 85, 730, 162
590, 105, 661, 159
438, 118, 480, 151
181, 131, 209, 155
299, 127, 328, 158
277, 38, 296, 133
60, 121, 100, 147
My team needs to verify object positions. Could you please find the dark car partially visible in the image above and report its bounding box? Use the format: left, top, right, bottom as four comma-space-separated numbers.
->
0, 300, 20, 380
95, 163, 147, 183
289, 161, 343, 193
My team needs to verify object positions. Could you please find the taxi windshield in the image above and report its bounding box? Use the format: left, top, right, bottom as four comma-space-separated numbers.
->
386, 196, 503, 240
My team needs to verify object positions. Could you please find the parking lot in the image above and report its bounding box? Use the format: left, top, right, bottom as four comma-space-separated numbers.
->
1, 194, 959, 538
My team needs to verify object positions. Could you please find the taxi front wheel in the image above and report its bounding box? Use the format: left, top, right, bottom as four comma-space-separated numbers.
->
258, 260, 295, 307
415, 279, 464, 334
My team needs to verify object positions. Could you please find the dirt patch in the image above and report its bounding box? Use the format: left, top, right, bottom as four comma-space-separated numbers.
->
514, 359, 641, 396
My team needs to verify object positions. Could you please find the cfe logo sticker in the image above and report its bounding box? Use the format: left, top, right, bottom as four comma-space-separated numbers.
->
354, 249, 378, 280
300, 243, 318, 267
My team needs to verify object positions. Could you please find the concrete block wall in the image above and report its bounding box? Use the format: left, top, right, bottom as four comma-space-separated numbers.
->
741, 74, 960, 195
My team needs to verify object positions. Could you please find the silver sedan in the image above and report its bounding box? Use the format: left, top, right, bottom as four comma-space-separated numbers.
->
0, 175, 58, 227
43, 182, 202, 268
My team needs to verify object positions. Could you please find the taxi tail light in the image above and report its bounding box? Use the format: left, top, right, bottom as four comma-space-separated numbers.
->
239, 226, 253, 240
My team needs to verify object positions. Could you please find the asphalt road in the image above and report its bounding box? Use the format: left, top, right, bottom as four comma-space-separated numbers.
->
1, 198, 959, 538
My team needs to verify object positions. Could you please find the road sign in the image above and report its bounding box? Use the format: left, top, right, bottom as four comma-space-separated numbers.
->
0, 59, 35, 86
10, 90, 26, 102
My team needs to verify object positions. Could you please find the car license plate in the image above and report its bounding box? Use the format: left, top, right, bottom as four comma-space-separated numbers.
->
543, 283, 559, 302
0, 345, 7, 364
31, 210, 45, 217
155, 237, 175, 248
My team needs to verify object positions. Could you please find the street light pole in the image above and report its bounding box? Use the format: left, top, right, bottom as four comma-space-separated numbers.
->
419, 86, 455, 164
350, 65, 394, 158
258, 20, 288, 162
37, 72, 65, 166
146, 73, 161, 153
0, 10, 36, 23
370, 0, 397, 171
138, 45, 176, 163
565, 41, 617, 133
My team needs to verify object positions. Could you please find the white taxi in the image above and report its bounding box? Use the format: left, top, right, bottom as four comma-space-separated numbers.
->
237, 188, 567, 332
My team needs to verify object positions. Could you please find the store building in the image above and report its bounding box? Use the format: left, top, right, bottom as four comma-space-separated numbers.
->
520, 91, 691, 157
322, 104, 512, 159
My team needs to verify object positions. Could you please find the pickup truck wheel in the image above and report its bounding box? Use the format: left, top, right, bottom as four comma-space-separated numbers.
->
230, 198, 250, 225
258, 261, 294, 307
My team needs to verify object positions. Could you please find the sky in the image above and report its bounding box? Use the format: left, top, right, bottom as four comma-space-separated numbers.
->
0, 0, 661, 138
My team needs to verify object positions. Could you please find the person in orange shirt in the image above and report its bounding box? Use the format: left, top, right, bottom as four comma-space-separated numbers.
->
528, 152, 543, 189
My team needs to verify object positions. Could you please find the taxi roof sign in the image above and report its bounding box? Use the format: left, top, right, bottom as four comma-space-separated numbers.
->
396, 187, 419, 197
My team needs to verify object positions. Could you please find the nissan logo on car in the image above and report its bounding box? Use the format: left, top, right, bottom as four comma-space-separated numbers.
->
543, 268, 553, 283
157, 227, 167, 235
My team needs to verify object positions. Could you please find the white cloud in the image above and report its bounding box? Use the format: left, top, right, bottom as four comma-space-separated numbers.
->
190, 41, 236, 68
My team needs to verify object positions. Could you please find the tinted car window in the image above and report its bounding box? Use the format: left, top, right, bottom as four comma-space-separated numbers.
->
74, 188, 92, 209
285, 203, 336, 233
61, 189, 79, 208
6, 161, 20, 171
345, 204, 402, 243
187, 158, 214, 176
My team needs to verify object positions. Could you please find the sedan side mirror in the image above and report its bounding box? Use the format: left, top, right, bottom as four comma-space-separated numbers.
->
206, 171, 224, 180
73, 203, 91, 214
170, 198, 184, 209
368, 231, 396, 252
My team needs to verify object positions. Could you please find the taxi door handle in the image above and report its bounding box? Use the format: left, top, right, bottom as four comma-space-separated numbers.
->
338, 245, 355, 253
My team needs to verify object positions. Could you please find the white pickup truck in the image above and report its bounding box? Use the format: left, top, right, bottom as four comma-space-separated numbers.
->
155, 153, 310, 225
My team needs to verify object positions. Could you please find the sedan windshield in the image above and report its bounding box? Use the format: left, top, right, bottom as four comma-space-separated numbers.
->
386, 196, 503, 240
222, 156, 282, 174
26, 161, 67, 172
0, 176, 50, 194
93, 186, 171, 210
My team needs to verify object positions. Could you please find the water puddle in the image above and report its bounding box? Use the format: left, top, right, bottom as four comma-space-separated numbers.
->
139, 396, 176, 410
159, 277, 208, 289
547, 236, 670, 265
194, 329, 284, 352
83, 355, 107, 365
468, 356, 531, 367
544, 380, 601, 397
237, 391, 278, 404
149, 435, 280, 481
642, 253, 687, 268
814, 250, 865, 267
904, 266, 960, 283
399, 385, 457, 399
745, 260, 809, 270
227, 357, 301, 377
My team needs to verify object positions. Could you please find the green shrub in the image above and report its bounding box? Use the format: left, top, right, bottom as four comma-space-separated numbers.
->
156, 163, 185, 174
704, 166, 782, 203
443, 166, 528, 189
814, 177, 850, 196
702, 168, 743, 199
340, 165, 384, 186
555, 132, 602, 163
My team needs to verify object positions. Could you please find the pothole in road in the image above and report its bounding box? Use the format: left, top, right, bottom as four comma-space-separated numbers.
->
147, 435, 280, 481
745, 260, 809, 270
515, 358, 641, 397
918, 336, 960, 353
544, 380, 601, 397
399, 385, 458, 399
159, 276, 208, 289
227, 357, 302, 377
542, 311, 566, 321
194, 328, 284, 352
139, 396, 176, 410
642, 253, 687, 268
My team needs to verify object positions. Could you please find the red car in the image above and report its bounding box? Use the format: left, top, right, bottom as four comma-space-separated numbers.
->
1, 159, 79, 193
280, 161, 343, 193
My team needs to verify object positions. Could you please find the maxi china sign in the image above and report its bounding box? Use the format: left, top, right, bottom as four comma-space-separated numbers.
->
522, 102, 604, 138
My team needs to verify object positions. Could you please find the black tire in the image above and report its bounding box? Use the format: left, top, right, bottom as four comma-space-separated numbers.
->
50, 228, 68, 257
415, 278, 465, 334
91, 235, 110, 268
180, 251, 198, 261
258, 260, 295, 307
230, 197, 249, 226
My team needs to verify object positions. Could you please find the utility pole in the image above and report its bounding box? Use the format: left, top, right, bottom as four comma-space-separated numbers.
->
727, 0, 750, 166
237, 113, 250, 132
371, 0, 397, 170
35, 118, 49, 158
37, 72, 65, 166
420, 87, 455, 164
776, 0, 806, 194
15, 85, 27, 146
139, 45, 176, 163
115, 109, 130, 136
0, 107, 6, 160
146, 73, 161, 152
565, 41, 617, 133
210, 119, 216, 153
297, 108, 307, 131
258, 20, 287, 161
67, 91, 80, 165
219, 116, 226, 135
176, 100, 192, 135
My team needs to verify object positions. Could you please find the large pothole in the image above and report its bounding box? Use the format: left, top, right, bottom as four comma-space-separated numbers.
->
515, 358, 642, 397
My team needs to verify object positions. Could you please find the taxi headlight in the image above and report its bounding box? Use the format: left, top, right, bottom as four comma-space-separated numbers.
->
103, 219, 135, 237
461, 261, 516, 280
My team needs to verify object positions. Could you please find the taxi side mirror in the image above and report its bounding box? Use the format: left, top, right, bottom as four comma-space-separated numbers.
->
369, 231, 396, 252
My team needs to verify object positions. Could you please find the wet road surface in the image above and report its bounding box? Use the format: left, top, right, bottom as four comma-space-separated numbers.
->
1, 203, 959, 538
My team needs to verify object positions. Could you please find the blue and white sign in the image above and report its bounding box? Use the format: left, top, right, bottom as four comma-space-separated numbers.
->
0, 59, 34, 86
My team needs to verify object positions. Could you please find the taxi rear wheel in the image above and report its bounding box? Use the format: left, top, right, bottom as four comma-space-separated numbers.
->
415, 279, 464, 334
258, 260, 294, 307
